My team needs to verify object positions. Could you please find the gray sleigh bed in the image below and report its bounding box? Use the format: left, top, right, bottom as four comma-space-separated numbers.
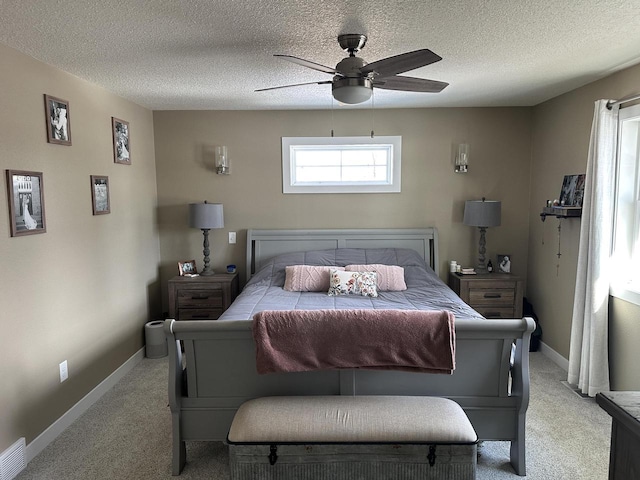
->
164, 228, 534, 475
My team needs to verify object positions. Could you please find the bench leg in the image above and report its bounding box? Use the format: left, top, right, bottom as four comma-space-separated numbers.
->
171, 413, 186, 475
510, 413, 526, 476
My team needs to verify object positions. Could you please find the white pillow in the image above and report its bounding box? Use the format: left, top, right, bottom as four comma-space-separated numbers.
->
327, 269, 378, 297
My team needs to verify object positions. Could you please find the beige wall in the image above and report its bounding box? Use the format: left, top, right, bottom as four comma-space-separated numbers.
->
154, 108, 533, 313
528, 63, 640, 390
0, 44, 160, 453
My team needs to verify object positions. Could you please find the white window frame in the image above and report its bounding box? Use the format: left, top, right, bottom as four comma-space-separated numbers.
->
282, 136, 401, 194
610, 103, 640, 306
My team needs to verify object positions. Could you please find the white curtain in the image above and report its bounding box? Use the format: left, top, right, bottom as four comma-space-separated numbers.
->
567, 100, 618, 397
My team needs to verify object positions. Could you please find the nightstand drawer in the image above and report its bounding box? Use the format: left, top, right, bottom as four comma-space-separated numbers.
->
168, 273, 239, 322
474, 306, 516, 319
468, 289, 515, 306
177, 289, 223, 309
448, 272, 524, 319
179, 308, 223, 320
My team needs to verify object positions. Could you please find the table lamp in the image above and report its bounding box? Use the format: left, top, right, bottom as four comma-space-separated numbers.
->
189, 201, 224, 276
463, 198, 501, 273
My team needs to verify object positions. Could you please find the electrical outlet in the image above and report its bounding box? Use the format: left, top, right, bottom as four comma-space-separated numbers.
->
229, 232, 236, 244
59, 360, 68, 383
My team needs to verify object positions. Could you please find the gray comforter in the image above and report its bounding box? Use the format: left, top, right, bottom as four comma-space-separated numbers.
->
218, 248, 483, 321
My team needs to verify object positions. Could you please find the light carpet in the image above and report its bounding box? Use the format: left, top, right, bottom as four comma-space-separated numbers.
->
16, 352, 611, 479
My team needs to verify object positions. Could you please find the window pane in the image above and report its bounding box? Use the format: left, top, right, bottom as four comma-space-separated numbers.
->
282, 136, 401, 193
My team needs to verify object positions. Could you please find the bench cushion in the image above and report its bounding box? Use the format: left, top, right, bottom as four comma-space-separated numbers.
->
228, 395, 477, 444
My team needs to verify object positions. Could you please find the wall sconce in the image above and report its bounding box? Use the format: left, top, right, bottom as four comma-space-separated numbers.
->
215, 146, 230, 175
455, 143, 469, 173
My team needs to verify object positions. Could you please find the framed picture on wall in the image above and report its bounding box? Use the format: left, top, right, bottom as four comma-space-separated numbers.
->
112, 117, 131, 165
497, 254, 511, 273
44, 94, 72, 146
90, 175, 110, 215
559, 174, 585, 207
178, 260, 198, 276
6, 170, 46, 236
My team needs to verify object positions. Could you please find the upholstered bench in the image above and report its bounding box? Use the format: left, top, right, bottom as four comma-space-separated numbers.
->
227, 395, 478, 480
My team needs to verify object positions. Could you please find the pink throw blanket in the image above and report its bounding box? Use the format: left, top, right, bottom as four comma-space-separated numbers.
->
253, 309, 455, 375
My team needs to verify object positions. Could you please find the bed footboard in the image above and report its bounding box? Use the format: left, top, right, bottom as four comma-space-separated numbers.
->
164, 317, 534, 476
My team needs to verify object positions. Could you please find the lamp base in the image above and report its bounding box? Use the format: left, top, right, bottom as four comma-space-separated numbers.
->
200, 269, 215, 276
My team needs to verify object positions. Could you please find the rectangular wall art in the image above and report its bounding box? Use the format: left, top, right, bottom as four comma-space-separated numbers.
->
44, 94, 72, 146
6, 170, 46, 236
112, 117, 130, 164
90, 175, 110, 215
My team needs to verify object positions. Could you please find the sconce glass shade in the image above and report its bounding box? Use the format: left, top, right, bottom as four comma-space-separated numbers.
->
215, 146, 230, 175
455, 143, 469, 173
189, 201, 224, 276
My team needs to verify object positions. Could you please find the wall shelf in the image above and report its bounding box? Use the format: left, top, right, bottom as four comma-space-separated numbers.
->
540, 206, 582, 221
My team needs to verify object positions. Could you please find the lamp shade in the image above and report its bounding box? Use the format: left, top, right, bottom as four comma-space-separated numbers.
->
463, 200, 501, 227
189, 202, 224, 229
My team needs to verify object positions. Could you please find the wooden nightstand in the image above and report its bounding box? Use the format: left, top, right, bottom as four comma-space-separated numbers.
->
449, 272, 524, 319
168, 273, 239, 321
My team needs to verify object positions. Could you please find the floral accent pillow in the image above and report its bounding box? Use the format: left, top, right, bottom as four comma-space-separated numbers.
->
345, 264, 407, 291
327, 269, 378, 297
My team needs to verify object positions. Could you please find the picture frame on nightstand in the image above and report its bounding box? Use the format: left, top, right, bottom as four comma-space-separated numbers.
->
497, 254, 511, 273
178, 260, 197, 276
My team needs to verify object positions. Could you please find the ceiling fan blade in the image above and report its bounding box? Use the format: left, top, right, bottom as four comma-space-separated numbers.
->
274, 55, 337, 75
255, 80, 333, 92
360, 49, 442, 78
373, 75, 448, 93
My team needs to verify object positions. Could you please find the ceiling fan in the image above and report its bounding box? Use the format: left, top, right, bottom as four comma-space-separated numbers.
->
256, 34, 448, 105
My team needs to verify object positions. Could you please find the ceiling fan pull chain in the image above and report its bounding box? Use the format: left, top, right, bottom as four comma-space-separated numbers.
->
331, 96, 335, 137
371, 90, 375, 138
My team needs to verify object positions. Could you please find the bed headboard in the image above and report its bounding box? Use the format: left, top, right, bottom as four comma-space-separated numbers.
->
245, 228, 439, 284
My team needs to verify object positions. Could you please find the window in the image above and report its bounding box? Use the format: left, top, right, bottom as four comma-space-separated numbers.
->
611, 103, 640, 305
282, 136, 401, 194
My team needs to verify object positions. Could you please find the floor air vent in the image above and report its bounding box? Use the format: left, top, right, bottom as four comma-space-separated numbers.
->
0, 438, 26, 480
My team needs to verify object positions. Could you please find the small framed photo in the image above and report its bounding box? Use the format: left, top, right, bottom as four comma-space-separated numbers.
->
90, 175, 110, 215
44, 94, 72, 146
6, 170, 46, 236
112, 117, 131, 164
497, 254, 511, 273
178, 260, 198, 276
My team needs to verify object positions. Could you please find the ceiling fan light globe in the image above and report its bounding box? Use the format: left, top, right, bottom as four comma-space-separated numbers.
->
332, 77, 373, 104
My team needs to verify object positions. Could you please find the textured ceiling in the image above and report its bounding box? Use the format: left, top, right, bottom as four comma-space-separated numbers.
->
1, 0, 640, 110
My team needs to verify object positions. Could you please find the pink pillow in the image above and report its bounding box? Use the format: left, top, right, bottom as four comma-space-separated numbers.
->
345, 264, 407, 291
283, 265, 345, 292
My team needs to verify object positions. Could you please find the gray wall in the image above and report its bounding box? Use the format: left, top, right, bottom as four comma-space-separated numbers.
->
528, 63, 640, 390
153, 107, 533, 315
0, 43, 161, 453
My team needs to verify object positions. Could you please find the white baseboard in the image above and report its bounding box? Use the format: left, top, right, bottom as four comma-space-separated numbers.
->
25, 347, 145, 463
539, 340, 569, 371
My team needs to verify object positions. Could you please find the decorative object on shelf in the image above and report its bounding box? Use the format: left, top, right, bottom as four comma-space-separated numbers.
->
227, 264, 237, 274
178, 260, 198, 276
454, 143, 469, 173
559, 174, 585, 207
540, 174, 585, 221
487, 260, 493, 273
90, 175, 110, 215
215, 146, 230, 174
463, 197, 501, 273
44, 94, 71, 146
6, 170, 46, 237
112, 117, 131, 165
189, 201, 224, 276
497, 254, 511, 273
